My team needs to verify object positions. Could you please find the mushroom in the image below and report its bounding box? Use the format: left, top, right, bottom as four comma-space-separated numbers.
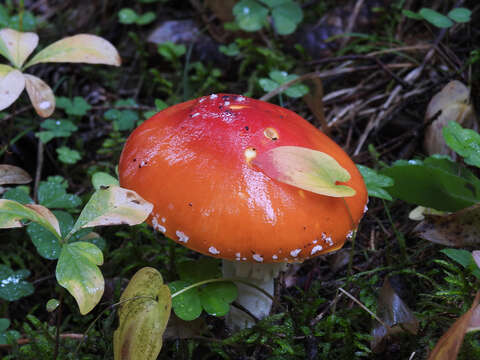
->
118, 94, 368, 329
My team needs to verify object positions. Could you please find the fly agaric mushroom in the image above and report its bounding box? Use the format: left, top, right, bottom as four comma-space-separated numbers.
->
118, 94, 368, 329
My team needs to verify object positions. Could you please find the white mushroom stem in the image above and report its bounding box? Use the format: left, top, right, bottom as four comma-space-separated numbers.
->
222, 260, 288, 330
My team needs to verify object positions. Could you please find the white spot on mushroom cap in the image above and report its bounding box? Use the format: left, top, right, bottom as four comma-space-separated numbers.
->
237, 96, 245, 102
161, 217, 166, 223
321, 233, 333, 246
252, 254, 263, 262
272, 254, 278, 260
209, 246, 220, 255
151, 215, 166, 233
210, 94, 218, 99
199, 97, 206, 103
224, 101, 230, 106
176, 230, 189, 243
311, 245, 323, 255
192, 112, 200, 118
244, 148, 257, 161
290, 249, 302, 257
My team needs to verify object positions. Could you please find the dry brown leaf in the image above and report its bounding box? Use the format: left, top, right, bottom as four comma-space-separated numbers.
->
0, 164, 31, 185
428, 292, 480, 360
371, 278, 419, 352
0, 28, 38, 68
414, 203, 480, 247
473, 250, 480, 269
23, 74, 55, 117
424, 81, 476, 156
467, 303, 480, 333
25, 34, 121, 68
0, 64, 25, 111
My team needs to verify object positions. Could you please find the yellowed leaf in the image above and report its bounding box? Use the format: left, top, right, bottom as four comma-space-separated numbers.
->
25, 34, 121, 68
23, 74, 55, 117
253, 146, 355, 197
0, 64, 25, 111
0, 164, 32, 185
0, 28, 38, 68
24, 204, 61, 237
424, 81, 476, 156
428, 292, 480, 359
114, 267, 171, 360
69, 186, 153, 237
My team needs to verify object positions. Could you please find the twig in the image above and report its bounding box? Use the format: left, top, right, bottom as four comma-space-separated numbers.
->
338, 287, 388, 328
260, 63, 413, 102
340, 0, 365, 48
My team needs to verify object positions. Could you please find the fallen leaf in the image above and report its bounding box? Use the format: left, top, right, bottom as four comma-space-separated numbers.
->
25, 34, 121, 68
253, 146, 355, 197
424, 81, 476, 156
0, 28, 38, 68
414, 203, 480, 247
114, 267, 171, 360
371, 278, 419, 352
0, 165, 31, 185
23, 74, 55, 117
0, 65, 25, 111
428, 291, 480, 360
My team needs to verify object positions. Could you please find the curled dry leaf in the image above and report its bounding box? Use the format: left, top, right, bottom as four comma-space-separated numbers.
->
428, 292, 480, 360
0, 65, 25, 111
23, 74, 55, 117
0, 28, 38, 68
0, 164, 32, 185
473, 250, 480, 269
408, 206, 447, 221
424, 80, 476, 156
252, 145, 355, 197
414, 203, 480, 247
25, 34, 121, 68
371, 278, 419, 353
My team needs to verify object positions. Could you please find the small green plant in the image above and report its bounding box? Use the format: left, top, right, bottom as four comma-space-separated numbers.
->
233, 0, 303, 35
259, 70, 309, 98
118, 8, 156, 26
403, 7, 471, 28
0, 172, 153, 315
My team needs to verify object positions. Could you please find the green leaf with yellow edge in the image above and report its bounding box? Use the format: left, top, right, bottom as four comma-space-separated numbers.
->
24, 34, 121, 68
114, 267, 171, 360
0, 28, 38, 68
55, 241, 104, 315
67, 186, 153, 240
0, 199, 61, 238
0, 64, 25, 111
253, 146, 355, 197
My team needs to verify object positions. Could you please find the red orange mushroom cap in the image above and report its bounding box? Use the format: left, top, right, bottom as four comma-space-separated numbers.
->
118, 94, 368, 263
